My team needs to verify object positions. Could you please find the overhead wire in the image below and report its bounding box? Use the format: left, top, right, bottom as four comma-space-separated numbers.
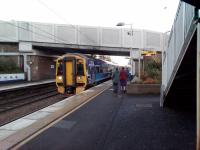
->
0, 36, 17, 41
0, 0, 98, 47
0, 18, 97, 47
25, 22, 72, 44
0, 20, 69, 44
37, 0, 97, 45
0, 0, 100, 51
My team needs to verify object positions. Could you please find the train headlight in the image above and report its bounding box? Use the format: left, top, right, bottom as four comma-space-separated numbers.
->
58, 76, 62, 80
78, 76, 81, 80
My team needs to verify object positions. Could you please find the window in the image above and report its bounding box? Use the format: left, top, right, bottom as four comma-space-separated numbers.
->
99, 68, 103, 73
95, 66, 100, 73
57, 63, 63, 75
77, 63, 84, 76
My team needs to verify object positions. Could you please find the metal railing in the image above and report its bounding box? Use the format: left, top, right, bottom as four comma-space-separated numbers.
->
162, 1, 196, 92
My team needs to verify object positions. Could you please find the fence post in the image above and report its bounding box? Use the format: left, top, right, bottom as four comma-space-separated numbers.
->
196, 22, 200, 150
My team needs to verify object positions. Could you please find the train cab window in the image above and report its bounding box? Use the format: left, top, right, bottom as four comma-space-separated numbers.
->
57, 63, 63, 75
77, 63, 84, 76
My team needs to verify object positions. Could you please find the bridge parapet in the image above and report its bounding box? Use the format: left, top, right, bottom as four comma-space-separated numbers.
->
0, 20, 164, 52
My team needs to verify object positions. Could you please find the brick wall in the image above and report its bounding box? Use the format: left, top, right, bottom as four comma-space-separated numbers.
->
0, 43, 18, 52
30, 56, 56, 81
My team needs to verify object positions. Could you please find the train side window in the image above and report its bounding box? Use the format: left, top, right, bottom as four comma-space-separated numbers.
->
88, 67, 91, 74
77, 63, 84, 76
95, 66, 100, 73
57, 63, 63, 75
100, 68, 103, 73
90, 66, 95, 73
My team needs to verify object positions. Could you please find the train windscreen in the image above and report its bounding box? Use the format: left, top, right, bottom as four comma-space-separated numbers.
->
77, 63, 84, 76
57, 62, 63, 75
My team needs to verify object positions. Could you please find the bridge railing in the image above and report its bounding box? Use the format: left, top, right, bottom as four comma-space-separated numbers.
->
162, 1, 195, 92
0, 21, 164, 52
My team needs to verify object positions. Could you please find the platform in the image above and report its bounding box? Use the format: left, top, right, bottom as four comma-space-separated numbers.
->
20, 90, 195, 150
0, 79, 55, 92
0, 81, 195, 150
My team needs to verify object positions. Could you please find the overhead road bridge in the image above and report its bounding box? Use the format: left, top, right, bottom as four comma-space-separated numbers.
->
0, 20, 166, 81
0, 20, 165, 55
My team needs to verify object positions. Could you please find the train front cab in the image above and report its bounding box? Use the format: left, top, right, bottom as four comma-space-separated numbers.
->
56, 55, 87, 95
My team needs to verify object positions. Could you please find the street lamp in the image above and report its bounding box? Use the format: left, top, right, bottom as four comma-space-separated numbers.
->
116, 22, 140, 80
116, 22, 126, 26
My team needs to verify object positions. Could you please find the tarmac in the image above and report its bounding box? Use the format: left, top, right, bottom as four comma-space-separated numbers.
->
19, 87, 195, 150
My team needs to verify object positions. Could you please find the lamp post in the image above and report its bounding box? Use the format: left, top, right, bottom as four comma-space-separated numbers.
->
116, 22, 139, 79
139, 49, 141, 80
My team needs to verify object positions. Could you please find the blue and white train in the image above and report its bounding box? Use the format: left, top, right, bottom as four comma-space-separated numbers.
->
56, 53, 116, 95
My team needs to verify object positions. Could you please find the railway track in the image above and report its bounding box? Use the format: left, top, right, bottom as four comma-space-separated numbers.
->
0, 80, 110, 126
0, 82, 67, 126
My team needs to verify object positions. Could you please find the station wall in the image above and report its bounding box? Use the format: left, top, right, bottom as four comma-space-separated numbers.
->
0, 43, 18, 52
30, 56, 56, 81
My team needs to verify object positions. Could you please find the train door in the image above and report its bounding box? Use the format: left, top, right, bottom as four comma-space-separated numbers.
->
87, 60, 95, 85
76, 59, 87, 94
63, 57, 76, 93
66, 61, 73, 85
56, 60, 65, 94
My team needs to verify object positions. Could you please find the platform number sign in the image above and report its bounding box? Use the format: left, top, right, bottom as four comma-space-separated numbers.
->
51, 65, 54, 69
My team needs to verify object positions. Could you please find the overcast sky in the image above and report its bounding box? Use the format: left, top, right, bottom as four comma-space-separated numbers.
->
0, 0, 180, 65
0, 0, 179, 32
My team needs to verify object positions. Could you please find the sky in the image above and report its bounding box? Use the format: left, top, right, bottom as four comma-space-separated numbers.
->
0, 0, 180, 65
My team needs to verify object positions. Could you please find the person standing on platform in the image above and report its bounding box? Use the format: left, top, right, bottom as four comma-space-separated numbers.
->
112, 68, 119, 93
120, 67, 128, 93
125, 68, 131, 82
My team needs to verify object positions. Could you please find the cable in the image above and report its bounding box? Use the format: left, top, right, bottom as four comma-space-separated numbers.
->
25, 22, 71, 44
37, 0, 97, 44
0, 36, 17, 41
0, 19, 96, 47
0, 20, 69, 44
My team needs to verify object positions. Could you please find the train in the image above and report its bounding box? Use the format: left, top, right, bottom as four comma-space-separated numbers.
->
55, 53, 116, 95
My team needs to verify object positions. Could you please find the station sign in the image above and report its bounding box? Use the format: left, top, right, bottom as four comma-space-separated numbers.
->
0, 73, 25, 82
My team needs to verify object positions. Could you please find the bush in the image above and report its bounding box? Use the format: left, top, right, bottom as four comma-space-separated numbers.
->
143, 58, 161, 84
0, 57, 22, 74
143, 78, 156, 84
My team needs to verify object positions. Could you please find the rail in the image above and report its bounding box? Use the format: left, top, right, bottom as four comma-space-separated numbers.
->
0, 83, 66, 126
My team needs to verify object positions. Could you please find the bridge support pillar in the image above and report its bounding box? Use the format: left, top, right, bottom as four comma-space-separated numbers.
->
23, 54, 31, 81
131, 59, 135, 76
197, 22, 200, 150
19, 42, 33, 81
130, 49, 139, 76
